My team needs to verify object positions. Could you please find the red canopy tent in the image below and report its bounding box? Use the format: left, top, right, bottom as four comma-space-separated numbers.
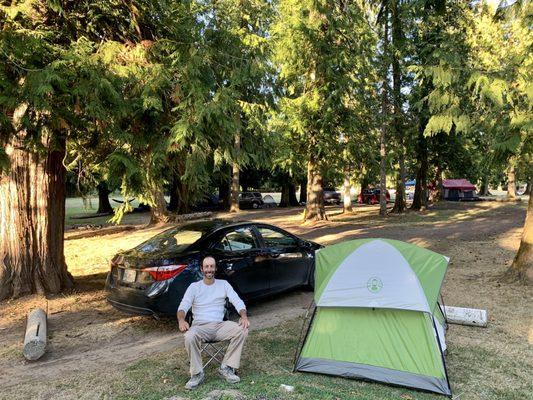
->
442, 179, 478, 200
443, 179, 476, 190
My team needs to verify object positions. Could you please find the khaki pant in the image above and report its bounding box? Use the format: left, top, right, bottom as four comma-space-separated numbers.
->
184, 321, 248, 376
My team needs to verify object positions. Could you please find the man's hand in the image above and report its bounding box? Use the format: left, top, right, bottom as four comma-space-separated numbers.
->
177, 310, 189, 332
238, 309, 250, 329
239, 316, 250, 329
178, 319, 190, 332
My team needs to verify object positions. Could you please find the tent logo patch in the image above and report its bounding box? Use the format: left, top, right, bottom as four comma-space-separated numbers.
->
367, 277, 383, 293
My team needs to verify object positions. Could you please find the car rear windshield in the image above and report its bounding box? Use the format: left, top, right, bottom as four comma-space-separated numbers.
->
135, 228, 204, 254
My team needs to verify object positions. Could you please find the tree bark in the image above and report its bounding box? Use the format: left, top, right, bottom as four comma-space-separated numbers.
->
507, 157, 517, 199
149, 184, 171, 225
279, 183, 290, 207
219, 169, 231, 211
288, 183, 299, 206
230, 132, 241, 213
379, 11, 390, 217
299, 178, 307, 204
177, 179, 190, 215
412, 130, 429, 211
390, 0, 406, 215
479, 175, 491, 196
343, 169, 353, 213
434, 166, 443, 202
507, 193, 533, 283
523, 177, 531, 196
96, 182, 113, 214
0, 130, 73, 300
168, 176, 179, 212
304, 155, 326, 221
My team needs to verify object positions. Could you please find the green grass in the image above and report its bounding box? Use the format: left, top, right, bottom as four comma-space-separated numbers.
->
65, 195, 145, 227
5, 310, 532, 400
106, 319, 533, 400
104, 318, 444, 400
9, 318, 533, 400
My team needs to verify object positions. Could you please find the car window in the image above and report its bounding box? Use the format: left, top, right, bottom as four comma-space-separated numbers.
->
136, 229, 204, 253
258, 227, 297, 248
215, 227, 258, 251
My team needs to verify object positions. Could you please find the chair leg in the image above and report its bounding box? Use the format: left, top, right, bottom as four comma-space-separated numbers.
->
202, 343, 226, 369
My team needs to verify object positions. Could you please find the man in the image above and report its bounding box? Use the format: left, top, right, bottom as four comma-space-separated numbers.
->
177, 255, 250, 390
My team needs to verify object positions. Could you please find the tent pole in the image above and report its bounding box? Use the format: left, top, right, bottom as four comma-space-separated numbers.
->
431, 314, 452, 398
293, 304, 317, 372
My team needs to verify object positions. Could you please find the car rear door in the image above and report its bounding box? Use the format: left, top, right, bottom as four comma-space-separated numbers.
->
210, 226, 271, 299
255, 225, 311, 292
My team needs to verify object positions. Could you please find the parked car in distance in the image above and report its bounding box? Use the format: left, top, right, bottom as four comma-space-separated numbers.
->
190, 194, 221, 212
238, 191, 264, 209
323, 188, 341, 205
105, 220, 322, 317
357, 188, 390, 205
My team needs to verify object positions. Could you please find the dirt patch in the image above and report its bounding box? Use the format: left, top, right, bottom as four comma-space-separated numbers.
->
0, 201, 531, 399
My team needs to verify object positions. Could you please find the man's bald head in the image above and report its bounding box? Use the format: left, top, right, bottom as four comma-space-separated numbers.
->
202, 256, 216, 269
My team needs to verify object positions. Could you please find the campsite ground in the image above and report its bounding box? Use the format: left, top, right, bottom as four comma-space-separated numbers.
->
0, 200, 531, 400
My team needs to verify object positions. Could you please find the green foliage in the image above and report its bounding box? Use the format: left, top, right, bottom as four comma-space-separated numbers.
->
1, 0, 531, 217
272, 0, 379, 181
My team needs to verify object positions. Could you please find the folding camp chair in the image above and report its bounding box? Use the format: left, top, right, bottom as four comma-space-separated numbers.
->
185, 299, 235, 369
200, 338, 229, 368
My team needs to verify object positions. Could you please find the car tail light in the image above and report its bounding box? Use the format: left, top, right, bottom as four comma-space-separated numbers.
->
142, 264, 188, 281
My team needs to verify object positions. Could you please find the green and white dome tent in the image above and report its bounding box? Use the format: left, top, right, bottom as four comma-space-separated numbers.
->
294, 238, 451, 397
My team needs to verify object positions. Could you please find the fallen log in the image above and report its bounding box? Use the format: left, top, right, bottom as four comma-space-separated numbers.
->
442, 306, 488, 327
23, 308, 47, 361
175, 211, 212, 222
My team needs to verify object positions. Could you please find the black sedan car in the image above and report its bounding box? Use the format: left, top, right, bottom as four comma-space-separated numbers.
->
105, 220, 321, 317
238, 192, 264, 209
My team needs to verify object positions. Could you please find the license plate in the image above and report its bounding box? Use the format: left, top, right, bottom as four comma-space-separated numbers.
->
122, 268, 137, 283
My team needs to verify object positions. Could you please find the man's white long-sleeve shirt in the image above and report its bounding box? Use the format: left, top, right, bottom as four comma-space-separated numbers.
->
178, 279, 246, 324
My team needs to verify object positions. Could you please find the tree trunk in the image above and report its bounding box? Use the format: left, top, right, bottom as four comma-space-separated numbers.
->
219, 171, 231, 211
149, 185, 170, 225
507, 193, 533, 283
288, 183, 299, 206
523, 177, 531, 196
507, 157, 517, 199
343, 169, 353, 213
96, 182, 113, 214
479, 175, 491, 196
176, 179, 190, 215
390, 0, 406, 215
392, 176, 406, 213
230, 132, 241, 213
379, 11, 390, 217
0, 130, 73, 300
435, 166, 443, 201
279, 183, 290, 207
304, 155, 326, 221
379, 128, 388, 215
412, 128, 429, 211
168, 176, 179, 212
299, 178, 307, 204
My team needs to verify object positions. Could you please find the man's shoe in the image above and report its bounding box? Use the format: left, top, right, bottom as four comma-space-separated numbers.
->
218, 364, 240, 384
185, 371, 205, 390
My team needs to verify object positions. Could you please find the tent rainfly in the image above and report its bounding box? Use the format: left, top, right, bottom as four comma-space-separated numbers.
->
294, 239, 451, 396
442, 179, 477, 201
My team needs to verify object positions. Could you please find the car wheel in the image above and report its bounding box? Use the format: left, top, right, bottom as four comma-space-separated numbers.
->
252, 202, 259, 209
